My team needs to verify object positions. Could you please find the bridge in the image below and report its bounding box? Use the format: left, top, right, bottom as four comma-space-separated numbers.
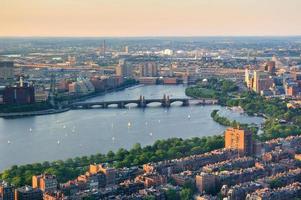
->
70, 95, 218, 109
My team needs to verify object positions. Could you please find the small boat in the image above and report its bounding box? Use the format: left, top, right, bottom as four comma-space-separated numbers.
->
29, 128, 32, 132
188, 115, 191, 119
149, 132, 153, 136
7, 140, 11, 144
112, 137, 115, 141
57, 140, 60, 145
128, 122, 131, 127
63, 125, 66, 129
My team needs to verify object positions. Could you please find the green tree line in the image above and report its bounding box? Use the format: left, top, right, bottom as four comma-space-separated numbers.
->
1, 136, 224, 187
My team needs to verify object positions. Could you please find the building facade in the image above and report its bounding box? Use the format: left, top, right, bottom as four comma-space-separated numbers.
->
32, 174, 58, 192
0, 61, 14, 85
225, 127, 253, 156
15, 186, 43, 200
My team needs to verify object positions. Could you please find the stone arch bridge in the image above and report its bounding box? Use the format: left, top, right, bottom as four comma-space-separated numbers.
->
70, 95, 217, 109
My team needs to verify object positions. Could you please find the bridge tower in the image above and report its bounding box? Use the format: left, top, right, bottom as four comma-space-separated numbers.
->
162, 94, 170, 107
138, 95, 146, 108
165, 95, 171, 107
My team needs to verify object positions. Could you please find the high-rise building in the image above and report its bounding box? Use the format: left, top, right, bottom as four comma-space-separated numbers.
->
253, 70, 274, 93
3, 84, 35, 105
32, 174, 58, 192
125, 46, 129, 54
224, 127, 253, 156
0, 182, 14, 200
15, 186, 43, 200
0, 61, 14, 85
139, 62, 158, 77
102, 40, 106, 56
264, 61, 276, 74
116, 59, 133, 79
196, 172, 216, 194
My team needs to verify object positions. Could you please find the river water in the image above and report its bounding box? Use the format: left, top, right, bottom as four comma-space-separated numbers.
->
0, 85, 263, 171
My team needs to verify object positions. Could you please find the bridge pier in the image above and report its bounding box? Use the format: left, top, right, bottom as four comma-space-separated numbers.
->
118, 102, 125, 108
83, 105, 91, 109
102, 103, 108, 108
138, 95, 146, 108
182, 99, 189, 106
162, 94, 171, 108
161, 101, 170, 108
138, 102, 146, 108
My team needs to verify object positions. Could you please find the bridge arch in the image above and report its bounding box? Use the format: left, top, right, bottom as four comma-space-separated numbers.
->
90, 105, 103, 109
124, 102, 139, 107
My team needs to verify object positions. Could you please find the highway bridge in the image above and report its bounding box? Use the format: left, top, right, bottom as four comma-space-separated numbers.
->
70, 95, 218, 109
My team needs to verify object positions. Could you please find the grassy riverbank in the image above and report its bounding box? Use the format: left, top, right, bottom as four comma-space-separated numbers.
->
0, 136, 224, 187
0, 102, 53, 113
186, 78, 301, 141
210, 109, 258, 132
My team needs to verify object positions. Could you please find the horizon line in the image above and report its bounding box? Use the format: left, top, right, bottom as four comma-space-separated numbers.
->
1, 35, 301, 39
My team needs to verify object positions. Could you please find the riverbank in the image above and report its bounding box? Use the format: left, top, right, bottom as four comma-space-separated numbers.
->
185, 78, 301, 141
0, 108, 70, 118
0, 83, 138, 118
210, 109, 259, 136
0, 135, 224, 186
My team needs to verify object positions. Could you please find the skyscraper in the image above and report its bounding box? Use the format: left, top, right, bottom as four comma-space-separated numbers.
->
0, 61, 14, 85
102, 40, 106, 57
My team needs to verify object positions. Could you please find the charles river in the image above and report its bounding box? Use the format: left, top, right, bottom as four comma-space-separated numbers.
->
0, 85, 263, 171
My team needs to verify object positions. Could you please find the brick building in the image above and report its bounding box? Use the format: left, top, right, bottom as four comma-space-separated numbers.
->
225, 127, 253, 156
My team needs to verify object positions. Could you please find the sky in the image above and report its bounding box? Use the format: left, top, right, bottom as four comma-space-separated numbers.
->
1, 0, 301, 37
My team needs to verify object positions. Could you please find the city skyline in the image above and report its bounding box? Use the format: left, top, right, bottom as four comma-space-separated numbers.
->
1, 0, 301, 37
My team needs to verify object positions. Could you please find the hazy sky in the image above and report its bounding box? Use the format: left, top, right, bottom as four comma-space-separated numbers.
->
1, 0, 301, 37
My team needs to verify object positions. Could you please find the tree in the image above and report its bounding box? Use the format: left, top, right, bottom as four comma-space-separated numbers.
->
165, 189, 179, 200
143, 195, 156, 200
11, 176, 22, 186
180, 188, 193, 200
106, 151, 115, 161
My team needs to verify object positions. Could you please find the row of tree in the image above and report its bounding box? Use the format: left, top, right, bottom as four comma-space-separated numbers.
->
1, 136, 224, 187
